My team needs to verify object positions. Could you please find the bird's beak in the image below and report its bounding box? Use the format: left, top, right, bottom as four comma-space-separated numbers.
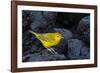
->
61, 37, 64, 39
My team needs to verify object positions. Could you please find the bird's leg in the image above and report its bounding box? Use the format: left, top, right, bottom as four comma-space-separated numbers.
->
50, 48, 58, 54
47, 48, 57, 54
47, 48, 55, 54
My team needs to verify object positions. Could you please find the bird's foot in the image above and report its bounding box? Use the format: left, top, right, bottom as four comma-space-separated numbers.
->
47, 48, 58, 54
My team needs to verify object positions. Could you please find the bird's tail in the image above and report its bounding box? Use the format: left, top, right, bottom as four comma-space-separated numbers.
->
29, 30, 41, 41
29, 30, 38, 37
29, 30, 35, 34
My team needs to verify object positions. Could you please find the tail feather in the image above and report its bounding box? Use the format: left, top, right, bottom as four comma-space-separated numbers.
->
29, 30, 35, 34
29, 30, 38, 37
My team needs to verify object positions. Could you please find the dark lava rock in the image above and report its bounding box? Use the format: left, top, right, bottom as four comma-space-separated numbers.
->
81, 47, 90, 59
56, 13, 88, 29
77, 16, 90, 33
25, 50, 66, 62
77, 16, 90, 45
67, 39, 90, 59
30, 11, 57, 32
22, 31, 32, 57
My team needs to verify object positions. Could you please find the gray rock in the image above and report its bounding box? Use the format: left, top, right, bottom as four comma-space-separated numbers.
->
67, 39, 83, 59
77, 16, 90, 44
77, 16, 90, 33
81, 47, 90, 59
30, 12, 57, 31
56, 13, 86, 29
67, 39, 90, 59
27, 50, 66, 61
31, 45, 44, 53
81, 29, 90, 45
43, 12, 57, 21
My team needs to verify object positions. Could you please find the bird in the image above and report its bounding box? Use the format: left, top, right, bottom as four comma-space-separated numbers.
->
29, 30, 63, 54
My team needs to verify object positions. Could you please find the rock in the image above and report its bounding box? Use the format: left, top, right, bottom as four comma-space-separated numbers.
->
30, 45, 44, 53
67, 39, 83, 59
67, 39, 90, 59
81, 29, 90, 46
27, 50, 66, 61
56, 13, 87, 29
22, 54, 31, 62
22, 11, 32, 31
81, 47, 90, 59
30, 11, 57, 32
77, 16, 90, 45
43, 12, 57, 21
22, 31, 32, 56
77, 16, 90, 33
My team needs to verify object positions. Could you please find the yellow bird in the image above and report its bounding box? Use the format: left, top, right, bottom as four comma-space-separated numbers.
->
29, 30, 62, 54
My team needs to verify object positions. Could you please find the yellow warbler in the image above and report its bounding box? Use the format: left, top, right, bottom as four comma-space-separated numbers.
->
29, 30, 62, 49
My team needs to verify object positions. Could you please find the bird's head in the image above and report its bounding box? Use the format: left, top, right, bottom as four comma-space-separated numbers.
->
54, 32, 62, 42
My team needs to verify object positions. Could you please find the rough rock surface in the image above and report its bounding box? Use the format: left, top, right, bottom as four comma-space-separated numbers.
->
67, 39, 90, 59
28, 50, 66, 61
77, 16, 90, 45
30, 11, 57, 32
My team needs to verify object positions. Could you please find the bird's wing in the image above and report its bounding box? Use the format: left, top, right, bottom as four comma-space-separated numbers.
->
37, 34, 49, 42
37, 33, 57, 48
